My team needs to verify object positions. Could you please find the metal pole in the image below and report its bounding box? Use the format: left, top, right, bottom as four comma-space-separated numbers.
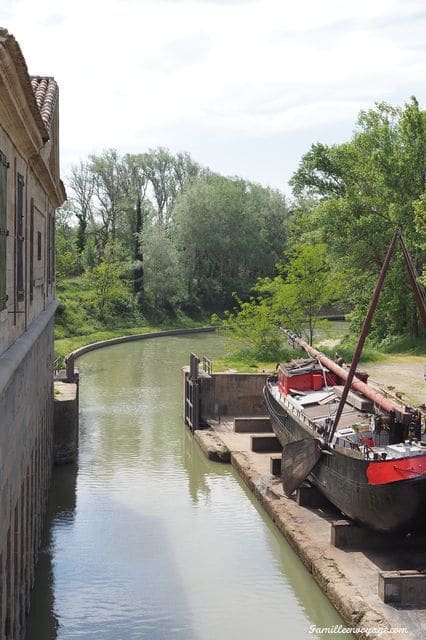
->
398, 232, 426, 331
65, 353, 75, 382
328, 228, 400, 440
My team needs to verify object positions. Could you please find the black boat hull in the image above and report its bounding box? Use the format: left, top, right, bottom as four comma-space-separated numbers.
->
264, 384, 426, 533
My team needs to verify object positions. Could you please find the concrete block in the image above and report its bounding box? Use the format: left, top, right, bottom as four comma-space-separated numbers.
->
331, 520, 399, 550
331, 521, 363, 549
54, 381, 79, 464
250, 435, 282, 453
194, 429, 230, 463
378, 570, 426, 605
270, 454, 281, 476
234, 416, 272, 433
296, 482, 331, 509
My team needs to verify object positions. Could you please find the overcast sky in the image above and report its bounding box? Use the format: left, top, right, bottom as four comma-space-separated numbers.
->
2, 0, 426, 194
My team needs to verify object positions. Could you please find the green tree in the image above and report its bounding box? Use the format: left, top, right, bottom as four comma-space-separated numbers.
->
215, 294, 283, 360
121, 154, 150, 298
290, 98, 426, 340
261, 243, 339, 345
218, 243, 338, 358
140, 147, 200, 225
84, 243, 132, 323
141, 223, 185, 313
172, 173, 289, 311
89, 149, 128, 251
55, 204, 78, 277
68, 161, 95, 255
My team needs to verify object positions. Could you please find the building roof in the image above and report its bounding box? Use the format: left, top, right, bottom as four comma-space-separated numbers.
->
0, 27, 58, 142
30, 76, 58, 130
0, 27, 66, 206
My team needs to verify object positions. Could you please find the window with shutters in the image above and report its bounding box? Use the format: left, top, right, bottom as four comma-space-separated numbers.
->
30, 198, 34, 302
50, 214, 55, 282
47, 211, 54, 285
16, 173, 24, 302
47, 208, 51, 284
0, 151, 8, 312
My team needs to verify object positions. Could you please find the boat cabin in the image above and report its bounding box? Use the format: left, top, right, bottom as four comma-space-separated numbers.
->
277, 358, 368, 396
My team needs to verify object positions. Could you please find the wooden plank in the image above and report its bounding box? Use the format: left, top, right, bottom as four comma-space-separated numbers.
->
333, 385, 373, 412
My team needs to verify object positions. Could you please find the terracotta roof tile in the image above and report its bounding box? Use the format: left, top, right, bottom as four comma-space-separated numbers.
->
0, 28, 50, 141
30, 76, 58, 130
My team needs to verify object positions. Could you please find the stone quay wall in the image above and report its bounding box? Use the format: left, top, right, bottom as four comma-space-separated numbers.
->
0, 302, 56, 640
197, 372, 268, 419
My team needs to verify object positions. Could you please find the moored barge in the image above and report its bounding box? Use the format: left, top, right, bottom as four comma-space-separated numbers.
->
264, 229, 426, 533
265, 340, 426, 532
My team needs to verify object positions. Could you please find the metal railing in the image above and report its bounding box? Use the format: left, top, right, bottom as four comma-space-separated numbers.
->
53, 356, 63, 376
201, 356, 212, 376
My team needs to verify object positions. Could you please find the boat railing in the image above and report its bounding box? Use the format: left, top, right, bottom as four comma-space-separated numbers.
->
280, 393, 321, 434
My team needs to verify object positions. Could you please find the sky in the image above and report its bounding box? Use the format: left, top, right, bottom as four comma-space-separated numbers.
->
2, 0, 426, 194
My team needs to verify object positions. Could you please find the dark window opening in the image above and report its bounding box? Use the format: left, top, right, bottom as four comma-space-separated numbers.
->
37, 231, 42, 261
30, 198, 34, 302
0, 151, 8, 312
47, 212, 54, 285
16, 173, 24, 302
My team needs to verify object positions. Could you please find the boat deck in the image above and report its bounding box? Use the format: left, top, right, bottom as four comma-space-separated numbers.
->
271, 383, 426, 460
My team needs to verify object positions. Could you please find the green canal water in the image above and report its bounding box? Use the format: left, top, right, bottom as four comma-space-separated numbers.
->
26, 333, 353, 639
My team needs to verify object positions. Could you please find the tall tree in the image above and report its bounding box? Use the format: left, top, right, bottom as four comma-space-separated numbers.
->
290, 97, 426, 340
140, 223, 185, 312
89, 149, 127, 250
68, 161, 95, 255
217, 242, 338, 357
121, 154, 150, 297
139, 147, 176, 225
140, 147, 200, 225
172, 173, 289, 311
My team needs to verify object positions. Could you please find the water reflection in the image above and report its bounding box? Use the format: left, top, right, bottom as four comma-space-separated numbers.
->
26, 333, 352, 639
181, 427, 230, 504
25, 464, 78, 638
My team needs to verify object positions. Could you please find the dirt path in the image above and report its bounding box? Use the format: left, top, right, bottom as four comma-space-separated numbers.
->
364, 355, 426, 407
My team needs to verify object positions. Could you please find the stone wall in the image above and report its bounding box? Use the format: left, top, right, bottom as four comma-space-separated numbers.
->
0, 29, 65, 358
0, 302, 56, 640
197, 372, 268, 419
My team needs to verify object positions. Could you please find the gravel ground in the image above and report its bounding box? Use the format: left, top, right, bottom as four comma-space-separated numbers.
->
363, 356, 426, 408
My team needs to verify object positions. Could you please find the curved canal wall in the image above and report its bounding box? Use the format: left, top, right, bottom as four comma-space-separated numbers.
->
65, 326, 216, 380
55, 326, 217, 463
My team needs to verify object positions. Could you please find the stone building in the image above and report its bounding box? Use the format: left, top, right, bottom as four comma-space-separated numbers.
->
0, 28, 65, 639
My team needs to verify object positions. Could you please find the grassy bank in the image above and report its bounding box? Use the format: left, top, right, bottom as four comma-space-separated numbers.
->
55, 276, 426, 372
55, 320, 211, 360
211, 323, 426, 374
54, 276, 210, 360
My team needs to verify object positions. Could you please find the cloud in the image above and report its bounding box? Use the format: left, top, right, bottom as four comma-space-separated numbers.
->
1, 0, 426, 190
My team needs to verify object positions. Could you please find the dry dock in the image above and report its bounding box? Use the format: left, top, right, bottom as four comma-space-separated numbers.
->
194, 417, 426, 640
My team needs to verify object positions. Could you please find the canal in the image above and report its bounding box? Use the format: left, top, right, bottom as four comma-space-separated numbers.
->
26, 332, 352, 639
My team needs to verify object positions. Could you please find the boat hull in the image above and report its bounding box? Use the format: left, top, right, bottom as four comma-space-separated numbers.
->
264, 384, 426, 533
